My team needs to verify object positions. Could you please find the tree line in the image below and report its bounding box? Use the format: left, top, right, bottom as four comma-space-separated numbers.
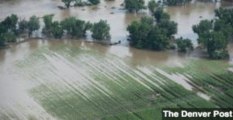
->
0, 14, 110, 47
1, 0, 232, 60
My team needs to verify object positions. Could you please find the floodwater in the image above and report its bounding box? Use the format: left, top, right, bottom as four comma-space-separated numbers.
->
0, 0, 233, 120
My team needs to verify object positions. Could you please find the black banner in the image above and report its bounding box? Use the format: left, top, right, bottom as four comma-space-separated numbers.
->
162, 108, 233, 120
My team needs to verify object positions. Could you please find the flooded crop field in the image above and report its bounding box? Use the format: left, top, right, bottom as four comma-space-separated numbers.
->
0, 0, 233, 120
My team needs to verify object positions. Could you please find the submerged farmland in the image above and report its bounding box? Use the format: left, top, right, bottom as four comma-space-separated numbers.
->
0, 40, 232, 120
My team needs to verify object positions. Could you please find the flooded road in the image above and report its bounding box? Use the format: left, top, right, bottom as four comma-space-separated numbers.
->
0, 0, 233, 120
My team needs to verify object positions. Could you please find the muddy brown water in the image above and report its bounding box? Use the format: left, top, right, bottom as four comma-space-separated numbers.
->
0, 0, 233, 119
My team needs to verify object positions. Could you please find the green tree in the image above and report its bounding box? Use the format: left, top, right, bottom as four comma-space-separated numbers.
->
43, 14, 54, 34
91, 20, 110, 40
215, 8, 233, 28
148, 0, 158, 13
61, 17, 91, 38
165, 0, 191, 6
124, 0, 145, 12
158, 20, 177, 37
147, 26, 170, 50
0, 23, 7, 34
62, 0, 74, 8
176, 37, 193, 52
1, 14, 18, 31
51, 21, 64, 39
0, 34, 6, 47
61, 17, 76, 35
28, 16, 40, 37
18, 20, 28, 33
88, 0, 100, 5
127, 15, 177, 50
154, 8, 170, 23
127, 17, 153, 48
193, 8, 232, 59
206, 31, 228, 59
2, 32, 17, 43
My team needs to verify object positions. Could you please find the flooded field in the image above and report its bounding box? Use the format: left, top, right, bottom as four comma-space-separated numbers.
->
0, 0, 233, 120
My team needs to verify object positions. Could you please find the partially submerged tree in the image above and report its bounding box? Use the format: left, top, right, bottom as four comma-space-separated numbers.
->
164, 0, 191, 6
154, 7, 170, 23
1, 14, 18, 32
0, 34, 6, 47
43, 14, 54, 35
124, 0, 145, 12
18, 20, 29, 33
193, 8, 233, 59
0, 15, 18, 46
91, 20, 110, 40
51, 21, 64, 39
88, 0, 100, 5
61, 17, 92, 38
148, 0, 158, 13
28, 16, 40, 37
127, 9, 177, 50
2, 32, 17, 43
176, 37, 193, 52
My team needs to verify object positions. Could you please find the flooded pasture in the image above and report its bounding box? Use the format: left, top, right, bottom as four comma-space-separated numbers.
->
0, 0, 233, 120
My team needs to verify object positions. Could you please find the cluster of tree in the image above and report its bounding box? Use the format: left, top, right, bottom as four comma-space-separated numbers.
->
193, 8, 233, 59
176, 37, 193, 52
0, 14, 111, 47
127, 2, 194, 52
91, 20, 110, 40
42, 15, 92, 39
42, 15, 110, 40
127, 7, 180, 50
0, 14, 40, 47
61, 0, 100, 8
124, 0, 145, 12
164, 0, 191, 6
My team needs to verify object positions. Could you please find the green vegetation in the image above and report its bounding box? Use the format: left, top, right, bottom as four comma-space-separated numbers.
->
127, 8, 177, 50
91, 20, 110, 40
88, 0, 100, 5
164, 0, 191, 6
51, 21, 64, 39
176, 37, 193, 52
18, 19, 29, 33
0, 14, 18, 47
61, 17, 92, 38
16, 45, 233, 120
0, 14, 112, 47
148, 0, 158, 13
42, 14, 54, 35
153, 7, 170, 23
28, 16, 40, 37
193, 8, 233, 59
1, 14, 18, 33
124, 0, 145, 12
